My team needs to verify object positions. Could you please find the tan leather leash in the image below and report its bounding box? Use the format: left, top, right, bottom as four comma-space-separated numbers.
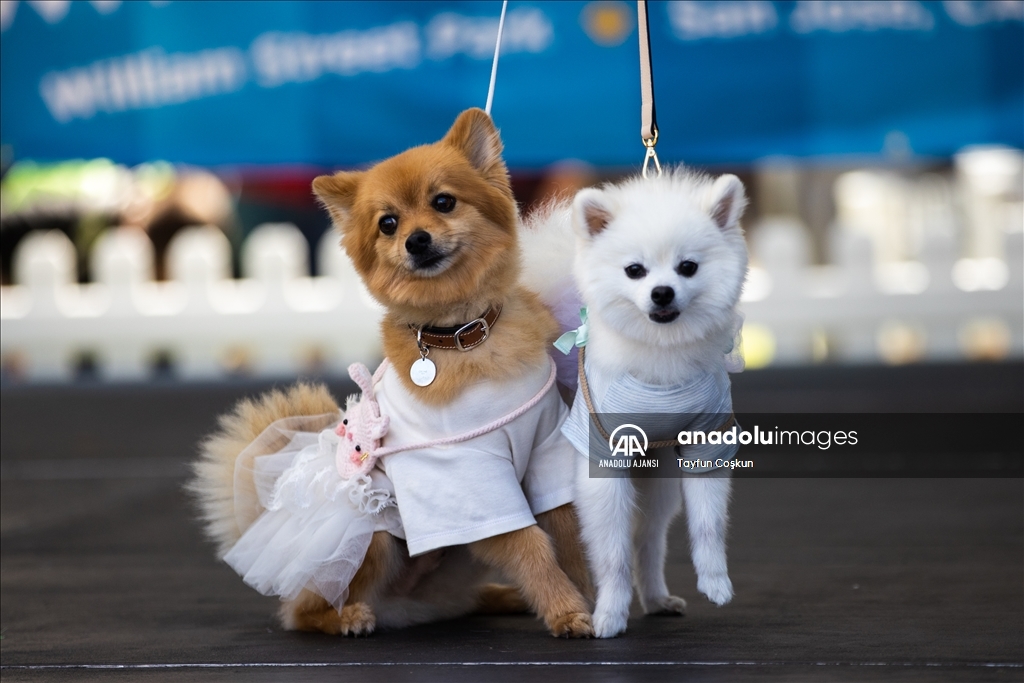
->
637, 0, 662, 178
577, 346, 735, 449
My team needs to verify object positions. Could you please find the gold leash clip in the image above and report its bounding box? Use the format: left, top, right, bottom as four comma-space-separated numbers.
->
642, 132, 662, 178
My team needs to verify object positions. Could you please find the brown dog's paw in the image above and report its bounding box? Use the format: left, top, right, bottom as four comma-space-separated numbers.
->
339, 602, 376, 637
549, 611, 594, 638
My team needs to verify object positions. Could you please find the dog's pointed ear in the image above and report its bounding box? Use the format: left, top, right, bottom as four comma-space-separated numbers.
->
443, 108, 508, 187
313, 172, 361, 231
703, 174, 747, 232
572, 188, 614, 238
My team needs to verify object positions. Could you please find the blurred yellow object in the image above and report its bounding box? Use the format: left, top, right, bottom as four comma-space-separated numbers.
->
740, 323, 775, 369
581, 1, 633, 47
2, 158, 122, 216
959, 318, 1011, 361
811, 328, 829, 363
221, 345, 253, 375
877, 321, 926, 365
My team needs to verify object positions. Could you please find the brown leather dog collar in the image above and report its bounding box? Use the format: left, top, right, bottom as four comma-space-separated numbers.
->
414, 304, 502, 352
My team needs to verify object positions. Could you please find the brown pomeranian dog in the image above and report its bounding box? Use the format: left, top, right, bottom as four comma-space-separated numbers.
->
190, 109, 593, 638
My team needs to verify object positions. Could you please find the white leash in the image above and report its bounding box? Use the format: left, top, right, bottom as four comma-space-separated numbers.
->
484, 1, 509, 116
367, 357, 557, 460
637, 0, 662, 177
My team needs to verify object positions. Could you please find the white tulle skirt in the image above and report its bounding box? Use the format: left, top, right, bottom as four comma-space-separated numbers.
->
223, 421, 395, 611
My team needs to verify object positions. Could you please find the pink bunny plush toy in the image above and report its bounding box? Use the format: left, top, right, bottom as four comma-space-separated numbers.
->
335, 363, 391, 480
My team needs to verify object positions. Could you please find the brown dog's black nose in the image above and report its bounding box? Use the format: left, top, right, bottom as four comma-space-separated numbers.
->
651, 286, 675, 306
406, 230, 432, 255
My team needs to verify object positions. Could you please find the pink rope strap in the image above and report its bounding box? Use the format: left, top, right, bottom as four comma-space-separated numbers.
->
370, 357, 557, 459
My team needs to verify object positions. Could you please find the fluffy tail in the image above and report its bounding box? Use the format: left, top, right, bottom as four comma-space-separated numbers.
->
520, 200, 583, 392
519, 198, 575, 303
186, 383, 340, 558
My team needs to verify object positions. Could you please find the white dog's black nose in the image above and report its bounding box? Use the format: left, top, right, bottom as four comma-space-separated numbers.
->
406, 230, 432, 255
651, 286, 675, 307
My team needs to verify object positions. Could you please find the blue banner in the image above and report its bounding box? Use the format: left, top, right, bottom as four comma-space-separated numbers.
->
1, 1, 1021, 168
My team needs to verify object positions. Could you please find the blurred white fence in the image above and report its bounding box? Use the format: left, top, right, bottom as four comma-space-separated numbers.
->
1, 224, 384, 381
741, 149, 1022, 367
1, 217, 1019, 382
2, 150, 1022, 381
741, 220, 1022, 366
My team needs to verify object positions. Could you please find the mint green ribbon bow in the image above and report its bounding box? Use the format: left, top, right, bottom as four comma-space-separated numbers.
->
553, 307, 589, 355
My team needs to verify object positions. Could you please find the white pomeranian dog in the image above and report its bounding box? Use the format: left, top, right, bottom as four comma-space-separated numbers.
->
521, 168, 749, 638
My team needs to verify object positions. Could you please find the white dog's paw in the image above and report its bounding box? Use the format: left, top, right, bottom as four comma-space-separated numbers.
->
592, 608, 628, 638
644, 594, 687, 616
697, 573, 734, 606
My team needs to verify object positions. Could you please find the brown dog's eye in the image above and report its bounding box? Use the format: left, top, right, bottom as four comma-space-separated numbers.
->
431, 194, 456, 213
379, 215, 398, 235
677, 260, 698, 277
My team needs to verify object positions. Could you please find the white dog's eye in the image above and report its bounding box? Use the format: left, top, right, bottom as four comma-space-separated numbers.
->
625, 263, 647, 279
677, 260, 698, 277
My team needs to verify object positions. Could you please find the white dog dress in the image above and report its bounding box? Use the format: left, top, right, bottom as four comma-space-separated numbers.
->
373, 358, 575, 556
223, 357, 575, 609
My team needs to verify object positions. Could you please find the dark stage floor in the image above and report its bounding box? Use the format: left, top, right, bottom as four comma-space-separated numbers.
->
1, 362, 1022, 682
